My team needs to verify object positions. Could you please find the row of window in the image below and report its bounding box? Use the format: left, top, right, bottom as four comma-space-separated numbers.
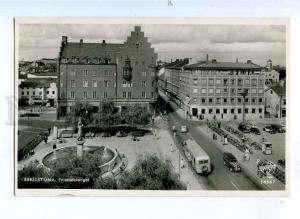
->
198, 107, 263, 115
69, 91, 155, 99
63, 70, 155, 77
67, 80, 155, 88
61, 57, 111, 64
190, 78, 264, 86
197, 97, 264, 104
21, 91, 55, 95
193, 88, 264, 95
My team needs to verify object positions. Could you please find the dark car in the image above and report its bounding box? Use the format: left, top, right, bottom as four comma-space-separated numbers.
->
102, 132, 112, 137
270, 124, 286, 133
116, 131, 127, 137
250, 127, 261, 135
238, 123, 251, 133
132, 130, 144, 137
223, 152, 241, 172
263, 126, 277, 134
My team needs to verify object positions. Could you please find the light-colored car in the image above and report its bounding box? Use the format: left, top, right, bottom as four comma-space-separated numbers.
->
181, 125, 188, 133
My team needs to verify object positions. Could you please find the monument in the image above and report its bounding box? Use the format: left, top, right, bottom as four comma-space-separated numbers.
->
76, 118, 85, 157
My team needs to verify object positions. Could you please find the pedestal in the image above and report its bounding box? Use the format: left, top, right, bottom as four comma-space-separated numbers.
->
76, 140, 85, 157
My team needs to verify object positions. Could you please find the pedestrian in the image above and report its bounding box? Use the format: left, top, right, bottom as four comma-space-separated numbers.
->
53, 143, 57, 150
48, 127, 51, 135
180, 158, 185, 169
170, 144, 175, 152
44, 135, 48, 144
173, 131, 176, 138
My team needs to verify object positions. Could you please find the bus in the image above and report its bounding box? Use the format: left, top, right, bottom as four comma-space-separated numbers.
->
183, 139, 212, 174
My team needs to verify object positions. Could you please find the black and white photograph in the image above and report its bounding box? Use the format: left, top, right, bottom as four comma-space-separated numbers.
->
15, 18, 288, 195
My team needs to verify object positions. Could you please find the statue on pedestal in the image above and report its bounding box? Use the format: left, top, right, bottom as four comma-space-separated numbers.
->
77, 118, 84, 141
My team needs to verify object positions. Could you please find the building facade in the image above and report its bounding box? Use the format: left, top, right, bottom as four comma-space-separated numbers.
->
57, 26, 158, 117
161, 58, 266, 121
265, 85, 286, 118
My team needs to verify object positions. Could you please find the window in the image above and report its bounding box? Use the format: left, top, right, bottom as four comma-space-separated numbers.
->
209, 78, 214, 85
245, 108, 248, 114
223, 108, 227, 114
39, 92, 42, 95
142, 72, 147, 77
92, 91, 97, 99
83, 91, 88, 99
259, 108, 263, 113
87, 58, 91, 64
252, 108, 256, 113
231, 98, 235, 103
245, 98, 249, 103
104, 81, 108, 87
201, 88, 206, 94
71, 80, 76, 88
93, 80, 97, 88
92, 70, 96, 77
201, 98, 206, 103
209, 88, 214, 94
231, 109, 235, 114
103, 91, 107, 98
209, 98, 213, 103
47, 91, 49, 94
259, 89, 264, 94
201, 79, 207, 85
216, 88, 221, 94
104, 70, 109, 76
216, 109, 220, 114
231, 79, 235, 85
52, 91, 55, 94
27, 91, 29, 95
238, 98, 242, 103
251, 79, 257, 86
244, 79, 250, 85
128, 92, 132, 99
83, 70, 88, 76
252, 98, 256, 103
209, 108, 213, 114
201, 109, 205, 114
142, 91, 146, 98
231, 88, 235, 94
70, 70, 76, 76
193, 78, 198, 85
21, 91, 24, 95
83, 80, 88, 88
252, 88, 257, 94
123, 92, 127, 98
223, 98, 227, 103
223, 88, 228, 93
152, 81, 154, 87
193, 88, 198, 94
238, 79, 243, 86
142, 81, 146, 87
216, 98, 221, 104
259, 98, 263, 103
259, 79, 264, 86
33, 91, 35, 95
223, 79, 229, 86
216, 79, 221, 85
71, 91, 75, 99
283, 99, 286, 106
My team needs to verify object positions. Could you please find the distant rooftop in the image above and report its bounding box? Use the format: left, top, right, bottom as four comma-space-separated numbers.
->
184, 60, 261, 70
164, 58, 190, 69
270, 85, 286, 96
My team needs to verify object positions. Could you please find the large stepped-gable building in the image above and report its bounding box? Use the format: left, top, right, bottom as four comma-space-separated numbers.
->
57, 26, 158, 117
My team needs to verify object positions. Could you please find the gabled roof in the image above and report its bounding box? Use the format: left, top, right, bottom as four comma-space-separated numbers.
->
270, 85, 286, 96
184, 60, 261, 70
61, 42, 123, 61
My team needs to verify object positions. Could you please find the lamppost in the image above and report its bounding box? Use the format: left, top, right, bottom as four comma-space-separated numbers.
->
239, 88, 248, 123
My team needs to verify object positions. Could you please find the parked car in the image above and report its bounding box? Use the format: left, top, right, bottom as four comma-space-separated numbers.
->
250, 127, 261, 135
102, 132, 112, 137
132, 130, 144, 137
223, 152, 241, 172
116, 131, 127, 137
263, 126, 277, 134
181, 125, 188, 133
270, 124, 286, 133
238, 123, 251, 133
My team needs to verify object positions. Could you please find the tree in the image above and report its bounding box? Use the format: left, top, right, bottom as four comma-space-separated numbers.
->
66, 101, 94, 127
117, 154, 186, 190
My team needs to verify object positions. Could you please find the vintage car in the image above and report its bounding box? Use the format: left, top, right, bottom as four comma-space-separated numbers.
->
223, 152, 241, 172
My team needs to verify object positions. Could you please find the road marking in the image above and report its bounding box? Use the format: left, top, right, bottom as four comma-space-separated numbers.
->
230, 180, 239, 190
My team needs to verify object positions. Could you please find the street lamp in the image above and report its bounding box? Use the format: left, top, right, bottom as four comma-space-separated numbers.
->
239, 88, 248, 123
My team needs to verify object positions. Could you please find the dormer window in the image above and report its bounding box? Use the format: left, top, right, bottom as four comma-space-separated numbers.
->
61, 57, 67, 63
86, 57, 91, 64
93, 57, 99, 64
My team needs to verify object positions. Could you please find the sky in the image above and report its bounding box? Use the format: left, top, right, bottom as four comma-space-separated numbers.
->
18, 23, 286, 66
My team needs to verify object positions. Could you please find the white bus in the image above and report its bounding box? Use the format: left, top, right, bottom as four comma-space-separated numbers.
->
183, 139, 212, 174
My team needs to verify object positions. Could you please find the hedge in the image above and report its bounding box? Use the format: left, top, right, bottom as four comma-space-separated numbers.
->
18, 135, 44, 161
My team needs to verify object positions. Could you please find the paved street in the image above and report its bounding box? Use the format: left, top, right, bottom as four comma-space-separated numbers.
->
166, 110, 261, 190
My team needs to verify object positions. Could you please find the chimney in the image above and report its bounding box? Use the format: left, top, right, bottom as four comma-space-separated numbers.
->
102, 40, 106, 44
80, 39, 83, 44
206, 54, 209, 63
236, 58, 238, 63
176, 59, 179, 62
62, 36, 68, 44
212, 59, 217, 63
247, 60, 252, 64
134, 26, 141, 32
